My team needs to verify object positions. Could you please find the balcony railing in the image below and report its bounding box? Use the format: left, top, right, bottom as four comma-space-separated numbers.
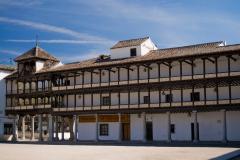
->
6, 71, 240, 94
51, 98, 240, 112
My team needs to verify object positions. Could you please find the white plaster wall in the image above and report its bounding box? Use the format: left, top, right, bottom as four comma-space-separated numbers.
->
227, 111, 240, 141
0, 70, 13, 135
84, 72, 91, 84
130, 92, 138, 104
140, 38, 157, 56
205, 60, 215, 73
93, 94, 100, 106
198, 111, 223, 141
120, 92, 128, 104
130, 114, 144, 141
129, 66, 137, 80
140, 92, 148, 104
150, 91, 159, 104
160, 64, 169, 77
152, 114, 168, 141
149, 63, 158, 78
206, 88, 217, 100
193, 59, 203, 75
231, 86, 240, 99
35, 61, 44, 71
218, 56, 228, 73
182, 63, 191, 76
110, 93, 118, 105
171, 113, 192, 141
76, 94, 83, 107
76, 75, 82, 85
98, 122, 120, 140
84, 94, 91, 106
119, 68, 127, 81
110, 46, 141, 59
110, 68, 118, 82
230, 55, 240, 72
139, 66, 148, 80
78, 123, 96, 140
171, 61, 180, 77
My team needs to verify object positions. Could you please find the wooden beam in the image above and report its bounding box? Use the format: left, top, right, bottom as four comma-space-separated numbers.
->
162, 62, 171, 68
141, 64, 152, 70
227, 55, 237, 61
205, 57, 215, 63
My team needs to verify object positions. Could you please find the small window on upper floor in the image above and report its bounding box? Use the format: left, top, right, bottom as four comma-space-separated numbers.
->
101, 96, 110, 106
191, 92, 200, 101
130, 48, 137, 57
143, 96, 150, 104
165, 94, 173, 103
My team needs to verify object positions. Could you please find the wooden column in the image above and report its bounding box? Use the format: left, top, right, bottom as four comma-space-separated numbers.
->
48, 114, 53, 142
82, 71, 85, 87
158, 63, 160, 82
118, 91, 120, 109
167, 111, 171, 143
99, 69, 102, 86
118, 67, 120, 85
148, 88, 150, 107
203, 58, 206, 79
216, 83, 219, 105
108, 69, 111, 86
158, 88, 161, 107
221, 109, 227, 143
227, 56, 231, 76
191, 59, 194, 79
90, 71, 93, 87
137, 65, 140, 84
229, 82, 232, 104
138, 89, 140, 108
39, 114, 43, 141
127, 67, 130, 85
181, 87, 183, 107
95, 114, 98, 142
215, 57, 218, 77
193, 111, 198, 143
169, 62, 171, 81
204, 85, 207, 105
128, 90, 130, 108
74, 73, 76, 89
180, 61, 182, 80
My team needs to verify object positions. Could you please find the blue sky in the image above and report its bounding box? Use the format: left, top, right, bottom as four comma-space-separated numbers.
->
0, 0, 240, 65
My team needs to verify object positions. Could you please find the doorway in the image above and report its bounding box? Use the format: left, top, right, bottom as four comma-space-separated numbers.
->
122, 123, 130, 141
191, 123, 199, 141
146, 122, 153, 141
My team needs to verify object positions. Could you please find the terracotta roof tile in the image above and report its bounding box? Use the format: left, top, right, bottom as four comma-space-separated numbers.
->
14, 46, 59, 62
110, 37, 149, 49
37, 41, 240, 74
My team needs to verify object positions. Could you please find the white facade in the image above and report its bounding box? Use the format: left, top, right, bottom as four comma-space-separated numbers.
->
0, 69, 14, 137
110, 38, 157, 59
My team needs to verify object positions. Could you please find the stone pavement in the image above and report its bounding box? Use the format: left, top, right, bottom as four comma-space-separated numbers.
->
0, 143, 240, 160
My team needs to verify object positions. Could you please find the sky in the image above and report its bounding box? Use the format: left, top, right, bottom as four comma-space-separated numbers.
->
0, 0, 240, 65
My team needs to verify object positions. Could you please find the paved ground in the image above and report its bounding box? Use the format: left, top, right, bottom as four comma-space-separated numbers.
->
0, 143, 240, 160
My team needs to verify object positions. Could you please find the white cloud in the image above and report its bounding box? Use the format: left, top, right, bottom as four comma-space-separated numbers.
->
59, 50, 107, 63
0, 49, 20, 55
5, 39, 113, 45
0, 16, 114, 45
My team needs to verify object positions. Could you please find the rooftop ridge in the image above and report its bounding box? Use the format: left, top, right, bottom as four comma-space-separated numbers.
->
118, 36, 149, 43
158, 41, 224, 51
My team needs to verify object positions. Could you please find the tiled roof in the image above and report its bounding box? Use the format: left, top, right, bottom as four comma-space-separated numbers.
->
37, 41, 240, 74
0, 64, 16, 72
14, 46, 59, 62
110, 37, 149, 49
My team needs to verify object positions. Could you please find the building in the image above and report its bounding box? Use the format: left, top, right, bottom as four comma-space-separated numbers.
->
4, 37, 240, 142
0, 65, 15, 140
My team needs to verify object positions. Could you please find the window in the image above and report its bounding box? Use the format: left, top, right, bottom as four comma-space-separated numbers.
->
100, 124, 109, 136
130, 48, 137, 57
191, 92, 200, 101
165, 94, 173, 103
4, 123, 13, 135
101, 96, 110, 106
171, 124, 175, 134
65, 80, 70, 86
143, 96, 150, 104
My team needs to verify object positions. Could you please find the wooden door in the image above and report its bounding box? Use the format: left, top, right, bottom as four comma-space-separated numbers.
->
122, 123, 130, 141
